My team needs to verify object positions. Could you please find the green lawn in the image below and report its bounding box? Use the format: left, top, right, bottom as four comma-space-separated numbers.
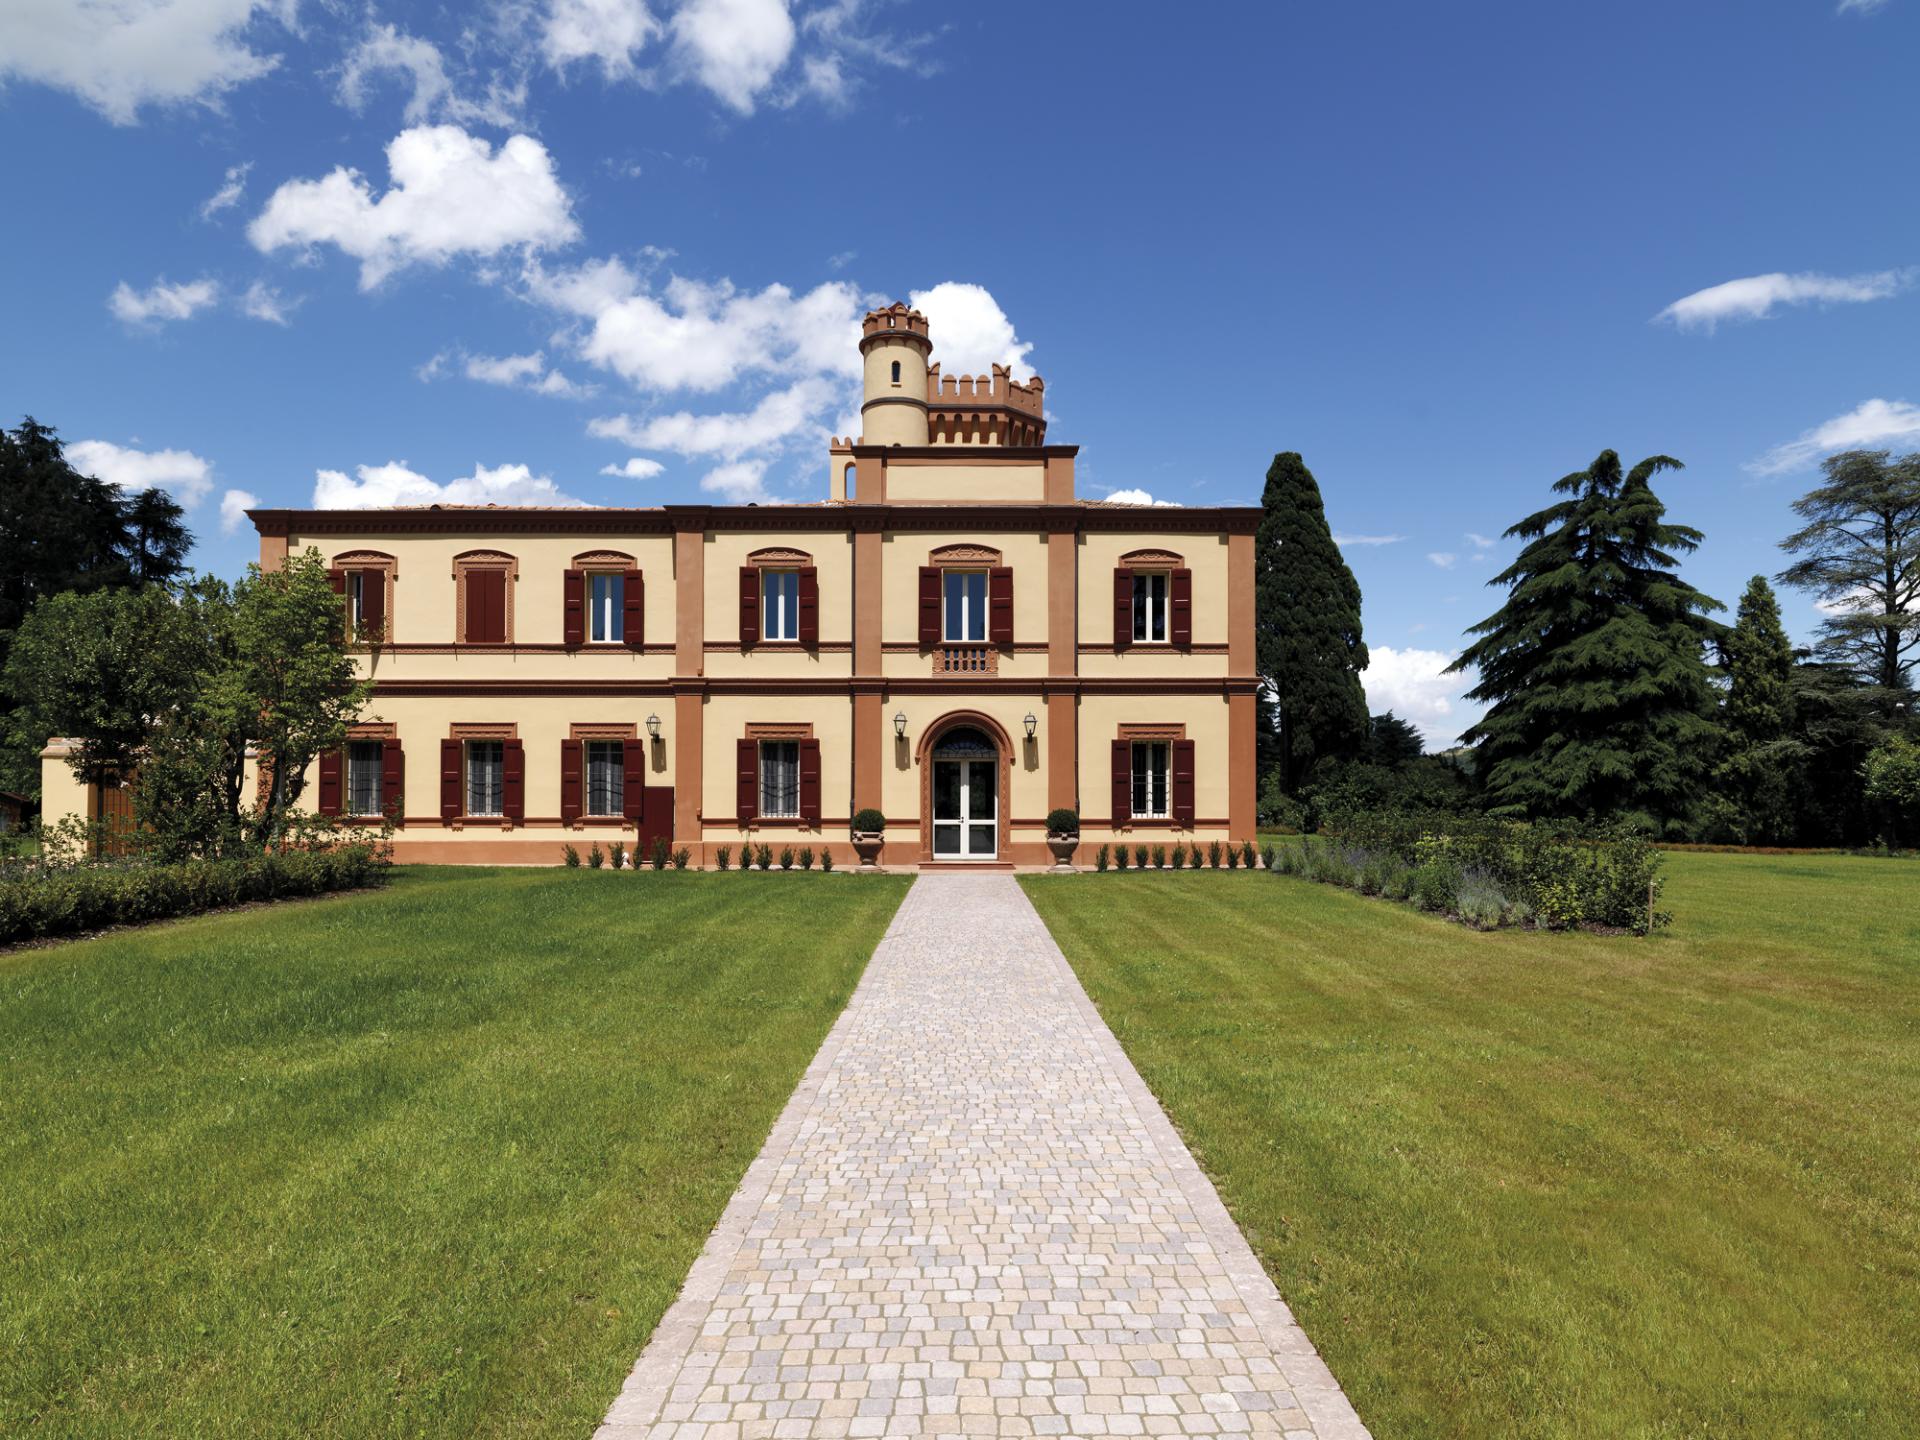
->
0, 867, 909, 1437
1021, 854, 1920, 1439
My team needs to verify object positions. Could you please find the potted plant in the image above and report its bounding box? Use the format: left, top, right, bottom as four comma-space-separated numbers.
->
851, 808, 887, 870
1044, 807, 1080, 870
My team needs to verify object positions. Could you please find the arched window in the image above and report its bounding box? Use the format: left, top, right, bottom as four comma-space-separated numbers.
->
890, 359, 901, 383
843, 461, 856, 493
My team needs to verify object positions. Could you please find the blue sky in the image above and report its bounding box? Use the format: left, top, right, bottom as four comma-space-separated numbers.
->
3, 0, 1916, 745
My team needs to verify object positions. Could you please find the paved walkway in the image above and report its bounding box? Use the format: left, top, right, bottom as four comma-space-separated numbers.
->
597, 874, 1369, 1439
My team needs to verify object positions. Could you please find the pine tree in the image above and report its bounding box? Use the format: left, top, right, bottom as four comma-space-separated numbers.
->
1450, 450, 1723, 827
1255, 452, 1369, 793
1712, 576, 1797, 843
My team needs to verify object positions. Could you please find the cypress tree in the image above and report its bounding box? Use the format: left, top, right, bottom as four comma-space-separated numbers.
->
1712, 576, 1797, 843
1255, 452, 1369, 793
1450, 451, 1722, 827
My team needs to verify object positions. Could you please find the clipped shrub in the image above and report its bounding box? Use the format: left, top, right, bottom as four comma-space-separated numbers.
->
851, 808, 887, 834
1207, 839, 1222, 869
779, 846, 795, 871
588, 842, 605, 869
819, 848, 834, 872
798, 846, 815, 870
1095, 843, 1110, 873
1045, 807, 1079, 836
562, 844, 581, 868
1114, 846, 1130, 872
1240, 840, 1257, 870
1170, 843, 1186, 869
1225, 844, 1240, 870
1260, 843, 1275, 873
715, 845, 731, 871
672, 847, 691, 870
1133, 845, 1148, 869
609, 841, 627, 871
756, 843, 772, 871
1151, 844, 1166, 869
651, 836, 671, 871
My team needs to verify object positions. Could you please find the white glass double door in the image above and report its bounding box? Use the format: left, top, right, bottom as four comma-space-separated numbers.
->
932, 755, 997, 859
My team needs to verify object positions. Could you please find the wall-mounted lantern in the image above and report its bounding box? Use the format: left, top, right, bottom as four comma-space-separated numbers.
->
645, 713, 662, 739
893, 710, 908, 739
1023, 711, 1038, 739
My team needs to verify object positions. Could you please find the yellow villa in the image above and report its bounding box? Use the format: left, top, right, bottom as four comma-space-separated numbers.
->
44, 302, 1259, 867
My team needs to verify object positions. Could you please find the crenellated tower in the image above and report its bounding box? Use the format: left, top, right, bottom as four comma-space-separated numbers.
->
858, 302, 933, 447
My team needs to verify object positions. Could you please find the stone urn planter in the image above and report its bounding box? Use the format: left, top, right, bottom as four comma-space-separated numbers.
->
850, 809, 887, 871
1045, 809, 1080, 872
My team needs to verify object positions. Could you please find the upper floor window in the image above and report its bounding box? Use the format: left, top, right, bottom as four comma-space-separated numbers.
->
466, 740, 504, 817
1132, 741, 1170, 819
759, 740, 800, 817
762, 569, 800, 642
347, 740, 385, 816
590, 573, 624, 643
891, 360, 901, 383
1133, 572, 1168, 643
585, 740, 623, 816
347, 572, 370, 631
944, 570, 988, 642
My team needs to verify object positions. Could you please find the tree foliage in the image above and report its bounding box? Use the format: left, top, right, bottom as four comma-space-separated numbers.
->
1255, 452, 1369, 793
1452, 451, 1723, 829
1777, 449, 1920, 699
1704, 576, 1797, 843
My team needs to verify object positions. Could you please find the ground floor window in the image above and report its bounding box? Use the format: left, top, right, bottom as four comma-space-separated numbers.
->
347, 740, 384, 816
466, 740, 504, 816
586, 740, 623, 816
759, 740, 799, 817
1132, 740, 1169, 819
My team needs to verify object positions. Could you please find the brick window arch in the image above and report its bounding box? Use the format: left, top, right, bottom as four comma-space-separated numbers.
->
330, 550, 397, 643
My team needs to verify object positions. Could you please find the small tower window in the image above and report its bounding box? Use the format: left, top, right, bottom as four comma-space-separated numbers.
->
890, 360, 901, 383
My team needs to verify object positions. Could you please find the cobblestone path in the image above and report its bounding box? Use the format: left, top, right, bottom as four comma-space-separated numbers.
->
596, 873, 1368, 1439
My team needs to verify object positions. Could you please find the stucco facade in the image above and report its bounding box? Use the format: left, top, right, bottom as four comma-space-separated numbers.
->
44, 302, 1259, 867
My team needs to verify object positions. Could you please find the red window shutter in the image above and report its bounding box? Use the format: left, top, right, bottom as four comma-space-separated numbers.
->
439, 739, 462, 823
799, 737, 822, 825
918, 566, 941, 644
1113, 567, 1134, 648
560, 738, 583, 823
382, 738, 405, 826
1170, 568, 1193, 648
329, 567, 346, 596
739, 566, 759, 647
1172, 739, 1196, 827
563, 568, 584, 646
736, 738, 758, 822
502, 739, 525, 822
318, 747, 342, 815
989, 566, 1014, 644
622, 738, 645, 819
467, 570, 506, 643
359, 570, 386, 641
798, 566, 819, 647
1111, 739, 1130, 824
623, 569, 645, 650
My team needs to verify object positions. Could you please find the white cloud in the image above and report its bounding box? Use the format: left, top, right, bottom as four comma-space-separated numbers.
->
0, 0, 290, 126
67, 439, 215, 506
461, 350, 590, 397
108, 276, 220, 326
1838, 0, 1889, 13
600, 457, 665, 479
1333, 532, 1405, 548
541, 0, 660, 80
1465, 531, 1496, 549
312, 460, 586, 508
337, 23, 522, 127
1427, 551, 1458, 569
1750, 397, 1920, 475
1361, 646, 1481, 750
1103, 488, 1181, 507
250, 125, 579, 289
589, 377, 835, 459
1656, 269, 1911, 332
199, 161, 251, 219
700, 459, 770, 501
909, 281, 1037, 379
219, 487, 260, 535
669, 0, 795, 113
240, 279, 296, 324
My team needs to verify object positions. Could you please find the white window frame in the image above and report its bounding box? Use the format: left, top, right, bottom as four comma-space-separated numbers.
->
346, 740, 384, 816
762, 569, 799, 643
1132, 571, 1169, 644
1131, 740, 1170, 820
466, 740, 504, 818
943, 569, 988, 643
759, 739, 800, 818
589, 572, 625, 644
346, 571, 366, 631
585, 739, 624, 816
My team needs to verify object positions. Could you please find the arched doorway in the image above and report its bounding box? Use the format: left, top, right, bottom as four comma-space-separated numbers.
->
917, 713, 1013, 862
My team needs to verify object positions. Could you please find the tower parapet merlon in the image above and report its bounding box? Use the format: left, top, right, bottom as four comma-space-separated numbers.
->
926, 362, 1045, 417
